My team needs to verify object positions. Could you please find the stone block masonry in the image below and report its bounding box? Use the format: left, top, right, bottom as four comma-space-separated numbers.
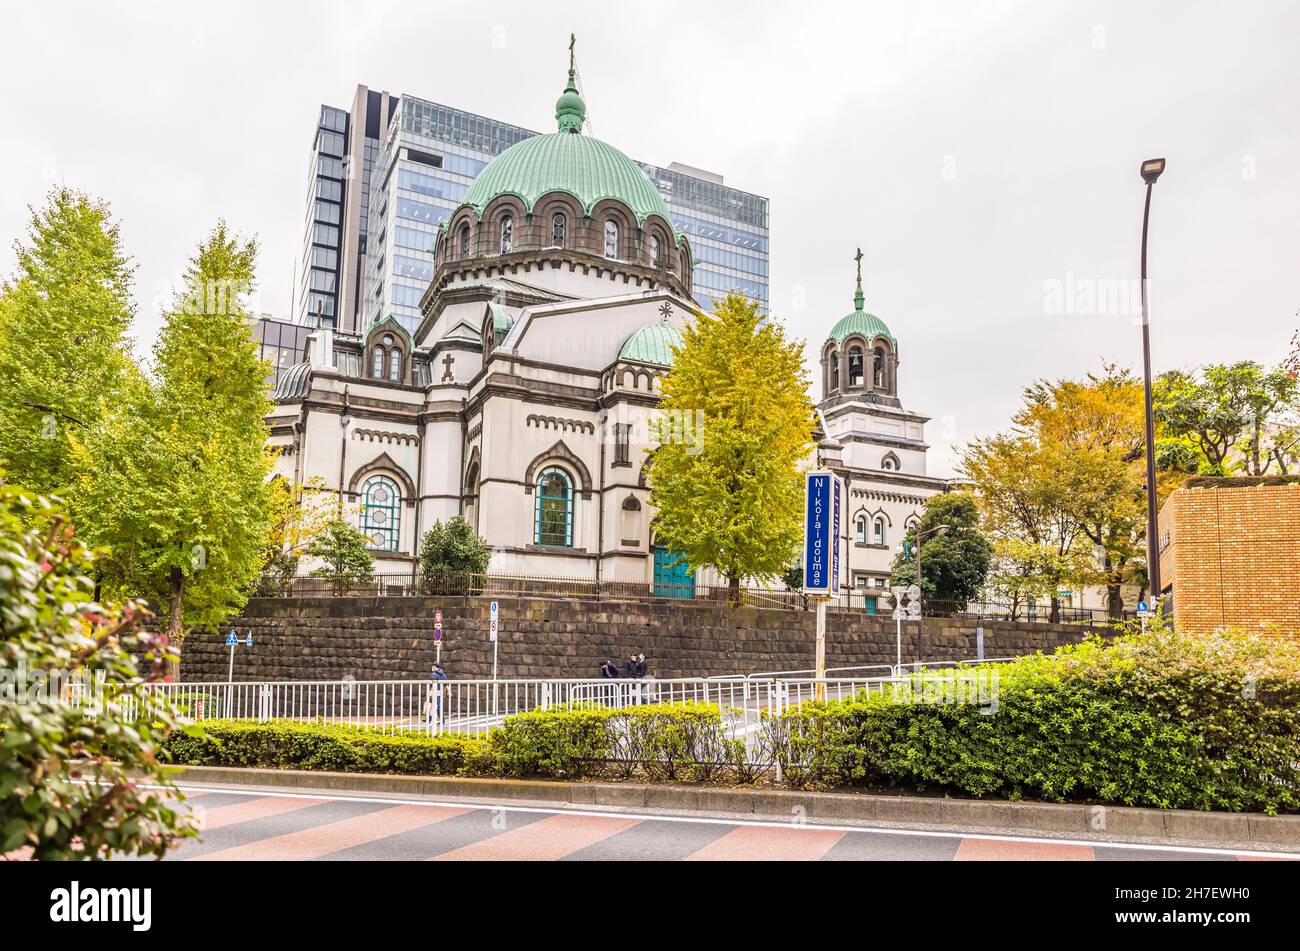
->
181, 596, 1097, 682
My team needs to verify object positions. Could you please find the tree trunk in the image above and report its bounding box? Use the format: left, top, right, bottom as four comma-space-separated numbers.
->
165, 567, 184, 681
1106, 583, 1125, 620
1049, 594, 1061, 624
727, 574, 741, 609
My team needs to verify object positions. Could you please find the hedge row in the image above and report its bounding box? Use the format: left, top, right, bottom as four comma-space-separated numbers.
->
164, 719, 493, 776
162, 703, 735, 782
768, 626, 1300, 813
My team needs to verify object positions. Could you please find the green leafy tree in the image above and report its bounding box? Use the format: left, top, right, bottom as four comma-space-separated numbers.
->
0, 188, 136, 497
0, 482, 200, 859
419, 516, 490, 591
1154, 360, 1298, 475
306, 519, 375, 593
961, 434, 1092, 622
1017, 367, 1158, 617
889, 492, 991, 608
647, 293, 814, 606
71, 223, 274, 649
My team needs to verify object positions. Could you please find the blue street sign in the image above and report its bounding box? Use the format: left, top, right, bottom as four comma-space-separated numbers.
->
803, 471, 840, 595
1137, 601, 1148, 613
246, 632, 253, 647
225, 632, 237, 647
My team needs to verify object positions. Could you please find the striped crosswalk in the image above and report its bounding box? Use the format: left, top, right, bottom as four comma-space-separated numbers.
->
96, 788, 1296, 862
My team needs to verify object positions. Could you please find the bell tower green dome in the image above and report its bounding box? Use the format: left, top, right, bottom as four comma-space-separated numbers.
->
829, 247, 896, 348
460, 41, 677, 230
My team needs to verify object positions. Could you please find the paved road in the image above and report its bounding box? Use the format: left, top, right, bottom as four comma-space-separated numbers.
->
112, 786, 1298, 862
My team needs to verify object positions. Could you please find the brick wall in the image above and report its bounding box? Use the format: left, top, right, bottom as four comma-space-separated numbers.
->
1159, 479, 1300, 637
180, 596, 1097, 682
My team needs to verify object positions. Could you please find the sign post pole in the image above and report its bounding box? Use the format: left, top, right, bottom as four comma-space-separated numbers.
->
803, 470, 841, 702
433, 609, 444, 665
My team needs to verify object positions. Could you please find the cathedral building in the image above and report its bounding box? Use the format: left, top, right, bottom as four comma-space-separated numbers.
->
268, 53, 947, 603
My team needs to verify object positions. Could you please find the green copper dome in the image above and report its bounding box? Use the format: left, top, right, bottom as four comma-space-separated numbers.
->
463, 133, 674, 225
829, 248, 896, 348
830, 310, 895, 347
460, 50, 676, 229
619, 320, 682, 367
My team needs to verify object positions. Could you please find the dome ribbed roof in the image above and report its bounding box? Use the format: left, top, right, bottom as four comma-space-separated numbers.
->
462, 133, 674, 226
273, 362, 311, 400
460, 53, 676, 230
829, 310, 895, 348
619, 321, 682, 367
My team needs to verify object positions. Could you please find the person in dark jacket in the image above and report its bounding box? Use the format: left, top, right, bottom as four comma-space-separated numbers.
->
635, 653, 649, 678
600, 660, 618, 679
426, 663, 448, 725
624, 654, 639, 679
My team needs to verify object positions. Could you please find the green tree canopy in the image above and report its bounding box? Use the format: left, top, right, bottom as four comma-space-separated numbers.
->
0, 188, 136, 497
419, 516, 490, 585
889, 492, 991, 607
306, 519, 376, 594
647, 293, 814, 605
71, 222, 274, 645
1155, 360, 1298, 475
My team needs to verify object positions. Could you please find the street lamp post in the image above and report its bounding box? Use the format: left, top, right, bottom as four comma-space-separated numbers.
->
1139, 157, 1166, 606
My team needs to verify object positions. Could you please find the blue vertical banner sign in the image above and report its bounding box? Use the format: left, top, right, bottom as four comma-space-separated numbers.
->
803, 470, 841, 595
832, 476, 841, 595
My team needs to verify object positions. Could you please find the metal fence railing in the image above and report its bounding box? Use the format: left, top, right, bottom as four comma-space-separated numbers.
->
259, 570, 1129, 625
139, 676, 899, 758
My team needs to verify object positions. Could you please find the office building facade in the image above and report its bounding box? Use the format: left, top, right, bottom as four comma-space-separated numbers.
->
296, 86, 399, 331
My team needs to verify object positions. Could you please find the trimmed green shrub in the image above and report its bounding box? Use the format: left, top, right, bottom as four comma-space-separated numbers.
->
165, 720, 486, 776
765, 625, 1300, 812
488, 702, 728, 780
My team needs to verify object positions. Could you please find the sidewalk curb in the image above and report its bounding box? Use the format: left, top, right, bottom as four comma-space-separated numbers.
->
170, 765, 1300, 852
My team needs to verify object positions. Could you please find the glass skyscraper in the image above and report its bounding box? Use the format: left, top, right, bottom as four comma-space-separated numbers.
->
299, 85, 769, 335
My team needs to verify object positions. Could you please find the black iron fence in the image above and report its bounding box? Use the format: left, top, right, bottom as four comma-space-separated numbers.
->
256, 570, 1127, 625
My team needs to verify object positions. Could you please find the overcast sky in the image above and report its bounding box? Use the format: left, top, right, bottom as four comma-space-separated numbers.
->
1, 0, 1296, 476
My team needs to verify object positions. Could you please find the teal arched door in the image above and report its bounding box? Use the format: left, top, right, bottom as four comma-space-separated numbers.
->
652, 546, 695, 599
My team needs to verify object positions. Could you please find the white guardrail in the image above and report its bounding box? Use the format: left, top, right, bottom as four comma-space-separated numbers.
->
130, 676, 899, 748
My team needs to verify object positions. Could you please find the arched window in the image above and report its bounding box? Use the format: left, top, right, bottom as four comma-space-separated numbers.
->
551, 212, 567, 247
881, 453, 899, 471
372, 345, 385, 378
360, 476, 401, 551
534, 467, 573, 547
621, 495, 641, 545
499, 214, 513, 254
388, 348, 401, 382
650, 234, 661, 267
464, 462, 480, 533
848, 346, 864, 386
855, 516, 867, 545
873, 518, 886, 547
874, 347, 887, 388
603, 219, 619, 259
829, 351, 840, 390
459, 223, 471, 257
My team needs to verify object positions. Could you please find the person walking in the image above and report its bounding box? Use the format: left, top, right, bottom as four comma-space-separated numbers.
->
425, 663, 448, 727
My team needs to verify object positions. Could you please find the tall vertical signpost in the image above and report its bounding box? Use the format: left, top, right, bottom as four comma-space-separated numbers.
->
803, 470, 841, 701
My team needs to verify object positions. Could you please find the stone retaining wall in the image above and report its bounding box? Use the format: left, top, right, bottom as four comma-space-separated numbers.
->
180, 596, 1098, 682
